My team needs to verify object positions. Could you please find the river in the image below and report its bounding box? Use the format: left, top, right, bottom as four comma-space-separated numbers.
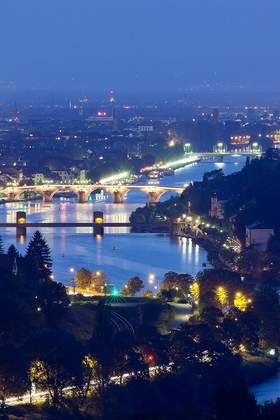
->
4, 155, 279, 402
251, 371, 280, 405
0, 156, 246, 289
1, 154, 278, 403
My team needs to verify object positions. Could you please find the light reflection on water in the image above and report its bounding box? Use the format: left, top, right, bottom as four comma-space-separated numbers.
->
251, 370, 280, 405
0, 224, 208, 289
0, 157, 246, 288
0, 200, 209, 288
4, 155, 278, 402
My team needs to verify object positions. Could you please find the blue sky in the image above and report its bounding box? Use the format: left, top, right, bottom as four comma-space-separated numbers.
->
0, 0, 279, 92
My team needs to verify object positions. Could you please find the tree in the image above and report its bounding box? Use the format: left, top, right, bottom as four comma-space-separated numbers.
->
161, 272, 193, 297
122, 276, 144, 297
29, 330, 84, 407
238, 311, 259, 352
75, 268, 92, 291
236, 247, 266, 279
115, 344, 148, 384
26, 231, 52, 282
88, 303, 118, 391
266, 234, 280, 280
0, 345, 28, 408
0, 237, 4, 254
254, 287, 280, 350
37, 281, 70, 326
7, 244, 19, 260
91, 271, 108, 294
221, 317, 242, 351
0, 294, 36, 347
212, 381, 258, 420
200, 306, 224, 330
196, 269, 243, 309
143, 290, 154, 298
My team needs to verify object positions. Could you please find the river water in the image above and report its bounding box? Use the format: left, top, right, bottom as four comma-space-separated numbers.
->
2, 155, 278, 402
251, 372, 280, 404
0, 156, 246, 289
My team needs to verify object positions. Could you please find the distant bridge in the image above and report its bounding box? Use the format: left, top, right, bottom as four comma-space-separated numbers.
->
0, 218, 184, 237
187, 148, 263, 159
0, 184, 184, 204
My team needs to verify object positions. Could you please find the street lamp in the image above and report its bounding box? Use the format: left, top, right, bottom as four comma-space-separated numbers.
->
184, 143, 191, 154
149, 273, 160, 291
149, 273, 155, 284
69, 267, 76, 294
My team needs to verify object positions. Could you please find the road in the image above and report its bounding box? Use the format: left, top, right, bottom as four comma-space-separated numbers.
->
5, 367, 162, 407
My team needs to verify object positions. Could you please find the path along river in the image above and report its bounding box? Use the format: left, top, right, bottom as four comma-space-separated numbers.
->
0, 157, 246, 289
2, 155, 278, 402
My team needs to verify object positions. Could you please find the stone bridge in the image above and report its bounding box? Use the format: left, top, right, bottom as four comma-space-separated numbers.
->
0, 184, 185, 204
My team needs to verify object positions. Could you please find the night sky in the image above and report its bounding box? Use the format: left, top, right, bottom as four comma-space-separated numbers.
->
1, 0, 279, 92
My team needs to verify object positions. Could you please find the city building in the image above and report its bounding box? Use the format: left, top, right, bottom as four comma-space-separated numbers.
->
230, 135, 251, 145
33, 173, 45, 185
245, 223, 274, 251
209, 196, 227, 219
137, 125, 154, 133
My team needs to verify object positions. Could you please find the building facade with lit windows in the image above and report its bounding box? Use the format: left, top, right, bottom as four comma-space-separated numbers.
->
209, 196, 227, 220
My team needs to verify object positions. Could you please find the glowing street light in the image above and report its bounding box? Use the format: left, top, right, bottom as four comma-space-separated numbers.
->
168, 139, 175, 147
69, 267, 76, 294
149, 274, 155, 284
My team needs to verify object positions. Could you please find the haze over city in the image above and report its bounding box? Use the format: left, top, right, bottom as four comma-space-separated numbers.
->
1, 0, 280, 94
1, 1, 280, 419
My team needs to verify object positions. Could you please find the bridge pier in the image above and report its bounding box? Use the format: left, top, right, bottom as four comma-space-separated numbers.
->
113, 191, 125, 204
148, 191, 162, 204
8, 192, 18, 201
78, 191, 88, 203
93, 211, 104, 236
16, 211, 26, 237
43, 191, 53, 203
2, 185, 184, 206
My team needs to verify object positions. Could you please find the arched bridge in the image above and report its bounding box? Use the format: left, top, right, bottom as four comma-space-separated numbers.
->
0, 184, 185, 204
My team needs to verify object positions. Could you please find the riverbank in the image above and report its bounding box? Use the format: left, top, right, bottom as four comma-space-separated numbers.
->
69, 295, 280, 395
243, 354, 280, 387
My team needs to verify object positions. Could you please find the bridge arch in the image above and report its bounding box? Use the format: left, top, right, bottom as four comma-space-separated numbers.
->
49, 188, 79, 202
0, 184, 184, 204
88, 188, 113, 203
18, 190, 44, 201
0, 192, 9, 201
122, 188, 150, 204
